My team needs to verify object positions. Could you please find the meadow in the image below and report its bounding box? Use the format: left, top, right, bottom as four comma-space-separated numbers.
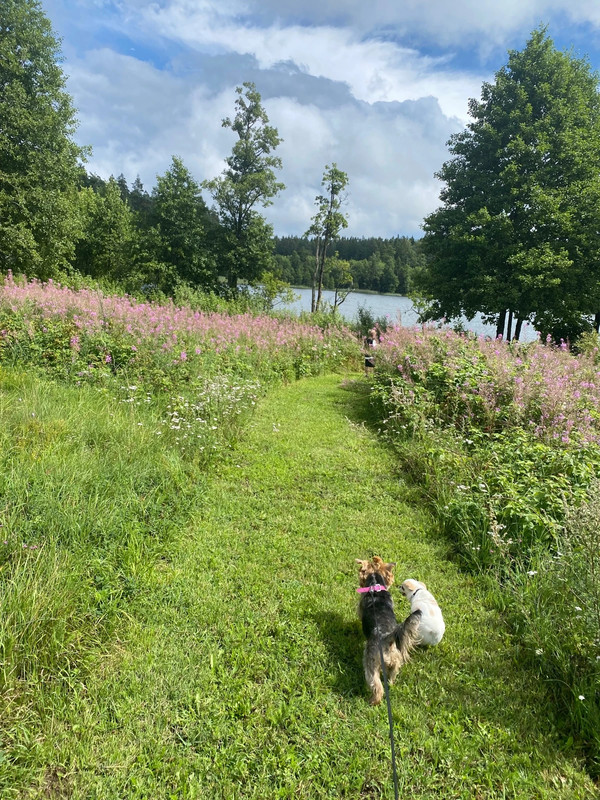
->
370, 325, 600, 773
0, 274, 599, 795
0, 274, 360, 795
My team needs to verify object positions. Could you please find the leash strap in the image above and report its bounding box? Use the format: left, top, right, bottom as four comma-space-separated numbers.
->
376, 636, 400, 800
368, 592, 400, 800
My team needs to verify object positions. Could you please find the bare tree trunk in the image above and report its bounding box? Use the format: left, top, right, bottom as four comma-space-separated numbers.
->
496, 309, 506, 339
514, 317, 523, 341
313, 236, 329, 313
595, 312, 600, 334
315, 255, 325, 312
311, 239, 321, 312
506, 310, 513, 342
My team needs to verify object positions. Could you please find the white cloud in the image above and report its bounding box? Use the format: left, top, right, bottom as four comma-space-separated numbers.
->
266, 96, 454, 236
44, 0, 600, 238
63, 45, 459, 237
217, 0, 600, 49
135, 2, 484, 120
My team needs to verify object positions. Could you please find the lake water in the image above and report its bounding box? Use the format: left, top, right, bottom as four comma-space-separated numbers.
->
276, 287, 537, 342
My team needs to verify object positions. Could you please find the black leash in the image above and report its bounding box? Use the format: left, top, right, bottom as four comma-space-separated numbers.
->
369, 587, 400, 800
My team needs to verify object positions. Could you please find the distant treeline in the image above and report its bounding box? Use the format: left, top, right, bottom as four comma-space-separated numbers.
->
273, 235, 425, 294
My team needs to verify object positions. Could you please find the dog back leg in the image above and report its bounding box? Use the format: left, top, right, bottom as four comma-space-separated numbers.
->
363, 641, 384, 705
386, 645, 402, 685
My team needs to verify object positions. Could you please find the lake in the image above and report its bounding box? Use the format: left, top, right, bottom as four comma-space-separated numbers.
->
276, 287, 538, 342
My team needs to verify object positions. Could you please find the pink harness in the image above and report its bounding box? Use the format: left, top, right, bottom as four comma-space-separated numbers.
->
356, 584, 387, 594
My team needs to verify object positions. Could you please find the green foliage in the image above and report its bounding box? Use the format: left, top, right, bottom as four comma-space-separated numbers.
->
419, 27, 600, 342
305, 164, 349, 312
74, 178, 135, 282
508, 487, 600, 774
211, 213, 277, 291
146, 156, 216, 293
274, 235, 423, 294
204, 82, 284, 289
370, 331, 600, 772
354, 304, 391, 338
0, 0, 85, 279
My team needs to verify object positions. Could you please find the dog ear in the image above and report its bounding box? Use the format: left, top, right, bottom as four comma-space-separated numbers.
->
385, 562, 396, 572
355, 559, 368, 568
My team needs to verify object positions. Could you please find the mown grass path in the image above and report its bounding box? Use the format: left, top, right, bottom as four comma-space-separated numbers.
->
35, 375, 596, 798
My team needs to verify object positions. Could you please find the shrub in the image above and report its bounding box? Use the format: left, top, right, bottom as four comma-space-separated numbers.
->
509, 484, 600, 774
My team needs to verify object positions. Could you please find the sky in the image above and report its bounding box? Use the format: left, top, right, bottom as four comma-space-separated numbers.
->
42, 0, 600, 239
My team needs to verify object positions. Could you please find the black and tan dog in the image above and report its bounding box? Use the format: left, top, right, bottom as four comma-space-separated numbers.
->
356, 557, 422, 705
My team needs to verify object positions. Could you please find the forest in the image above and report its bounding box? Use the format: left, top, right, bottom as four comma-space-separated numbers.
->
74, 171, 426, 297
5, 0, 600, 341
273, 235, 425, 294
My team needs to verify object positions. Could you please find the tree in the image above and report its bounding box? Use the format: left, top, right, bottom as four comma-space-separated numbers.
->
147, 156, 215, 293
305, 164, 349, 312
418, 28, 600, 341
324, 253, 353, 311
129, 175, 153, 224
203, 82, 284, 290
74, 177, 134, 282
115, 173, 130, 204
0, 0, 85, 279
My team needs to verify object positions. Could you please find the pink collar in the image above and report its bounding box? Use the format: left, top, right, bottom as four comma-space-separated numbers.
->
356, 584, 388, 593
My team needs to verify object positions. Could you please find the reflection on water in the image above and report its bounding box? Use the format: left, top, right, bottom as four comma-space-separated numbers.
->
276, 287, 537, 342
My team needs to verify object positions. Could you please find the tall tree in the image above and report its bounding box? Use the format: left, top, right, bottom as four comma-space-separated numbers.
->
0, 0, 85, 279
203, 82, 284, 290
305, 164, 349, 312
74, 177, 134, 283
147, 156, 215, 293
418, 28, 600, 341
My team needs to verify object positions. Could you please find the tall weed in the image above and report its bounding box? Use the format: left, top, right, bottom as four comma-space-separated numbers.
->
370, 326, 600, 772
509, 485, 600, 772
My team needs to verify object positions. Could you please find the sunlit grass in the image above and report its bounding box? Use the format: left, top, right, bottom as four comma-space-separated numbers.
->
1, 375, 595, 798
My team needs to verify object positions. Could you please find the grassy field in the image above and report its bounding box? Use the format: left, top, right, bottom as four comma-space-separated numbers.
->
2, 372, 596, 798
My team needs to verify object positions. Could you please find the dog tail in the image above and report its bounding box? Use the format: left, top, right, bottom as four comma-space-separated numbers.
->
393, 609, 422, 661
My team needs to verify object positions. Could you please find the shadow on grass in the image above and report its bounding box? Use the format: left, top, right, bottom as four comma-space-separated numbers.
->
336, 377, 381, 428
335, 376, 444, 523
312, 611, 366, 699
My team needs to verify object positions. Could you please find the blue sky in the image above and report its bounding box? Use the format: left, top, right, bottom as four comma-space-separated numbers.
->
42, 0, 600, 238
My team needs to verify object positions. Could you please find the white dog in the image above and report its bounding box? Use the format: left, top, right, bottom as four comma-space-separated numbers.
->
400, 579, 445, 646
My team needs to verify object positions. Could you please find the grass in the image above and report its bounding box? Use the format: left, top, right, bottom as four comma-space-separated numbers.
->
1, 373, 596, 798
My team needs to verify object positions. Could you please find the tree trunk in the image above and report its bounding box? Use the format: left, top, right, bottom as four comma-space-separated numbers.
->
595, 312, 600, 333
315, 256, 325, 312
496, 309, 507, 339
506, 310, 513, 342
514, 317, 523, 341
311, 240, 321, 312
313, 236, 329, 313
